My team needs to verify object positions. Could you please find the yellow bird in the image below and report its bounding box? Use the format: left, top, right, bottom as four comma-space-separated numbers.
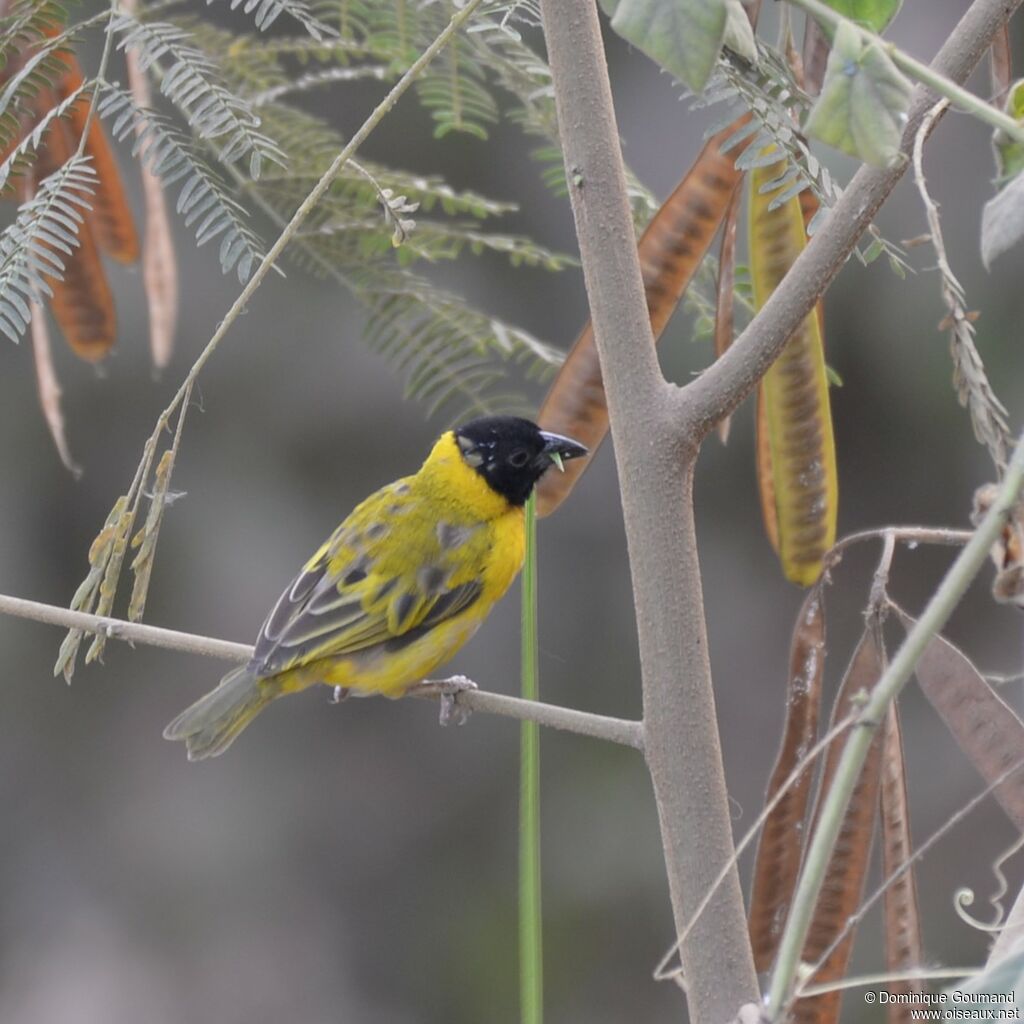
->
164, 416, 587, 760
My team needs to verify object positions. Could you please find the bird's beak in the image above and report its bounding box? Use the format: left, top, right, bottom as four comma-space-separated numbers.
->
537, 431, 588, 473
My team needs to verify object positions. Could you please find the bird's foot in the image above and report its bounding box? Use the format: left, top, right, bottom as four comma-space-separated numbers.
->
412, 675, 478, 727
329, 686, 350, 704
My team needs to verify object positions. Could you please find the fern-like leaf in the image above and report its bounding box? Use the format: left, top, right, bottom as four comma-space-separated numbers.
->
111, 14, 286, 178
254, 101, 518, 219
0, 153, 96, 344
697, 46, 909, 268
416, 17, 498, 139
356, 265, 562, 420
302, 214, 575, 270
99, 86, 265, 282
0, 13, 77, 166
467, 5, 657, 226
204, 0, 338, 40
0, 80, 88, 193
0, 0, 66, 64
250, 64, 390, 107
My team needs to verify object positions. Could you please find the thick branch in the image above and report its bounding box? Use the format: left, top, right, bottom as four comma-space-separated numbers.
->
538, 2, 758, 1022
0, 593, 643, 749
682, 0, 1024, 438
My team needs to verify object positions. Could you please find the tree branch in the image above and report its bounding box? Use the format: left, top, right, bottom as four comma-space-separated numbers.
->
537, 2, 758, 1022
0, 593, 643, 750
681, 0, 1024, 439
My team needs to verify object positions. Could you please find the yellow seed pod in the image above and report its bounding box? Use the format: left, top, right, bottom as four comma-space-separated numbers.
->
749, 154, 838, 586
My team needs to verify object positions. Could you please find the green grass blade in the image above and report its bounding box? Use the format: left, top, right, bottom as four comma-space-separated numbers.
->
519, 492, 543, 1024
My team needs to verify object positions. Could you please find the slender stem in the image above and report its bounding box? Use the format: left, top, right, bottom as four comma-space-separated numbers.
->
824, 525, 973, 567
785, 0, 1024, 144
129, 0, 485, 466
799, 968, 984, 998
1, 592, 253, 660
765, 430, 1024, 1019
74, 0, 120, 156
519, 493, 543, 1024
0, 593, 643, 748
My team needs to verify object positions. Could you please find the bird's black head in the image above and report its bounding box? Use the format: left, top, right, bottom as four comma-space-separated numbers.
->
454, 416, 588, 506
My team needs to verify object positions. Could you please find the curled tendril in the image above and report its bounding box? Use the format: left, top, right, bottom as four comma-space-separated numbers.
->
953, 833, 1024, 933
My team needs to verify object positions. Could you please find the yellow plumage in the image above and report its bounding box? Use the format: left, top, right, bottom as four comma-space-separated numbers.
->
164, 418, 586, 760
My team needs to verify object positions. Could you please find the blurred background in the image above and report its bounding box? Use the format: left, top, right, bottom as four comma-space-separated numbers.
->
1, 2, 1023, 1021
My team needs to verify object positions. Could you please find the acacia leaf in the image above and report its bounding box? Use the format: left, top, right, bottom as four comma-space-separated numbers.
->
607, 0, 727, 93
804, 21, 912, 167
981, 169, 1024, 269
992, 79, 1024, 183
723, 0, 757, 63
817, 0, 901, 34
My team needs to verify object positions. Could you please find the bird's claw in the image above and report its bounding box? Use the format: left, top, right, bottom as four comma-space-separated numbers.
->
431, 675, 478, 727
329, 686, 350, 704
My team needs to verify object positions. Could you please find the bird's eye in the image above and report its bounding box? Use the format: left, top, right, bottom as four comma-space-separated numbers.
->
508, 448, 530, 468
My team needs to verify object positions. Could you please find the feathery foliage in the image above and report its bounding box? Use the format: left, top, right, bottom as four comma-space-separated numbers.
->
0, 80, 88, 194
699, 48, 842, 218
0, 0, 590, 418
695, 46, 908, 270
0, 0, 66, 64
356, 265, 563, 419
0, 154, 96, 344
112, 13, 287, 177
126, 2, 576, 418
0, 1, 82, 168
98, 86, 266, 282
204, 0, 338, 40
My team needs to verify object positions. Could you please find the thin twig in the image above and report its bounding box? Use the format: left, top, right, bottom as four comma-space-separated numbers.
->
986, 671, 1024, 687
799, 967, 982, 999
867, 529, 896, 618
823, 525, 973, 571
74, 0, 120, 155
912, 100, 1010, 469
765, 430, 1024, 1020
0, 593, 644, 749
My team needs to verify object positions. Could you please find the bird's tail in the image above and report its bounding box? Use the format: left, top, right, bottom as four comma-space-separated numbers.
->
163, 665, 273, 761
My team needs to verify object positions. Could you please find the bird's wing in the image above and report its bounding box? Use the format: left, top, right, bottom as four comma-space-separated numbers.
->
250, 480, 487, 678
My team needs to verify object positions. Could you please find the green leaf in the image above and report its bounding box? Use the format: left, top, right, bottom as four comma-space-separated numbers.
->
816, 0, 901, 34
983, 80, 1024, 268
723, 0, 757, 63
608, 0, 727, 93
981, 169, 1024, 268
804, 21, 912, 167
992, 78, 1024, 184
